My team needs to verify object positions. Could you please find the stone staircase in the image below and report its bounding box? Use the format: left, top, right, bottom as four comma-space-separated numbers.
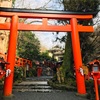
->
13, 77, 62, 93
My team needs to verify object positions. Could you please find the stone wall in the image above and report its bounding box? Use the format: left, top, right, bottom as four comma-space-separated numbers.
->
0, 0, 12, 53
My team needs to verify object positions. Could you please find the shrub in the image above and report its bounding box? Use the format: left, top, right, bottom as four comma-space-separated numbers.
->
26, 67, 37, 77
14, 67, 23, 83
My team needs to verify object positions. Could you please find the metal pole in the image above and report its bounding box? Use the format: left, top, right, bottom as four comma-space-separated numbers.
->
3, 15, 18, 96
70, 18, 86, 94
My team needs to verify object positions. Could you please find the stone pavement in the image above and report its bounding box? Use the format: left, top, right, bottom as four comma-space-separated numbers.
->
26, 76, 53, 81
12, 91, 88, 100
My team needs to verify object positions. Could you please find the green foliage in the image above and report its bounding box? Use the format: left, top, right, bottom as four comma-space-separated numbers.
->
14, 67, 23, 83
17, 31, 40, 60
61, 33, 73, 78
0, 77, 4, 83
12, 0, 16, 7
48, 78, 76, 91
85, 80, 95, 99
58, 0, 99, 79
63, 0, 99, 12
12, 0, 16, 4
39, 51, 52, 61
80, 33, 96, 63
26, 68, 37, 77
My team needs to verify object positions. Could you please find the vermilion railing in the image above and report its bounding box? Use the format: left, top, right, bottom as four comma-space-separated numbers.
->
0, 52, 32, 79
0, 52, 32, 67
15, 57, 32, 68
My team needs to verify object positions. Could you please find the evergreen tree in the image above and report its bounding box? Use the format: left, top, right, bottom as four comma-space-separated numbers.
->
58, 0, 99, 80
17, 31, 40, 60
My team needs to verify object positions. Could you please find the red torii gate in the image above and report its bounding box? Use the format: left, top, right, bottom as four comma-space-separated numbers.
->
0, 7, 96, 97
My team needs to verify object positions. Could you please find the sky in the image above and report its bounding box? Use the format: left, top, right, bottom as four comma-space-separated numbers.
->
14, 0, 100, 50
15, 0, 63, 10
14, 0, 65, 50
93, 11, 100, 27
34, 32, 66, 50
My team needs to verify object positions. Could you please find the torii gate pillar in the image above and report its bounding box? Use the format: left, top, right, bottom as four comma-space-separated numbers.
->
3, 15, 18, 96
71, 18, 86, 94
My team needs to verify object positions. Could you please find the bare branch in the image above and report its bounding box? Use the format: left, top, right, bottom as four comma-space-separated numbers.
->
34, 0, 52, 10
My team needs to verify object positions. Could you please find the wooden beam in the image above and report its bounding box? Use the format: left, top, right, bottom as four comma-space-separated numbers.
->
0, 23, 94, 32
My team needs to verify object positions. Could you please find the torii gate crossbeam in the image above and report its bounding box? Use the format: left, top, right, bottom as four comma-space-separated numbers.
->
0, 7, 96, 97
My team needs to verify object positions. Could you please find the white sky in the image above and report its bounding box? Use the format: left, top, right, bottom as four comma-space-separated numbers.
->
34, 32, 66, 49
15, 0, 63, 10
15, 0, 65, 50
14, 0, 100, 49
93, 12, 100, 27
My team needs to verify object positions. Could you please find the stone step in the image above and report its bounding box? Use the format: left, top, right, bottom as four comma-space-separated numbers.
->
13, 84, 63, 93
14, 81, 48, 85
13, 85, 52, 89
13, 88, 62, 92
13, 80, 63, 93
26, 76, 53, 81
